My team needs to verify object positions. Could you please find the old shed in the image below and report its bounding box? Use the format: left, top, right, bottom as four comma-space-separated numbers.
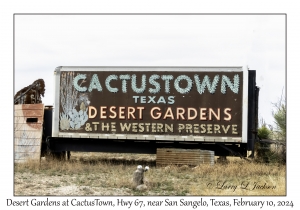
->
14, 104, 44, 162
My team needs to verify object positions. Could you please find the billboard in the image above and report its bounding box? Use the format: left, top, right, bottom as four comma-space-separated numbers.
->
53, 67, 248, 143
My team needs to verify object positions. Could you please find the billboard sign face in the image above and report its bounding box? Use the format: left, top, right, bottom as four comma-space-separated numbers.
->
53, 67, 248, 143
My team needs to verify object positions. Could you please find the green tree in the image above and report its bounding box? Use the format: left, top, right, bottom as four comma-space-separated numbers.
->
256, 90, 286, 164
258, 125, 272, 139
272, 99, 286, 141
256, 125, 272, 163
271, 93, 286, 163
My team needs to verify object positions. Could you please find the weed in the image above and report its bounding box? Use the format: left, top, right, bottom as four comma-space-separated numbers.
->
14, 152, 286, 196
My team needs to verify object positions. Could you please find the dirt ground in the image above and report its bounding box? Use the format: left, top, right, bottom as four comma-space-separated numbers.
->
14, 172, 133, 196
14, 153, 286, 196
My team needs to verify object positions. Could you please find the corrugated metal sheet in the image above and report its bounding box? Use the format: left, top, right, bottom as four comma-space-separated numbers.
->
156, 148, 215, 166
14, 104, 44, 163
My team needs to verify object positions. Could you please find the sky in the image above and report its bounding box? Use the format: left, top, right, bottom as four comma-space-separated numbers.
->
14, 14, 285, 127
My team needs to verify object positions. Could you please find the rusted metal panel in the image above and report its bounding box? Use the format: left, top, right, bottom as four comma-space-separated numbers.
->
53, 66, 248, 143
14, 104, 44, 163
156, 148, 214, 166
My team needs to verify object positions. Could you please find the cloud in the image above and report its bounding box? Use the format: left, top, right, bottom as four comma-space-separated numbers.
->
14, 14, 285, 125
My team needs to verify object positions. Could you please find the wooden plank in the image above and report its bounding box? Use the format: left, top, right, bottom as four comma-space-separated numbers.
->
15, 152, 40, 161
157, 153, 201, 156
15, 123, 43, 131
158, 148, 201, 152
158, 155, 205, 158
15, 138, 41, 146
15, 145, 41, 153
14, 104, 44, 110
14, 117, 44, 124
156, 148, 215, 166
157, 156, 202, 159
14, 110, 44, 117
14, 130, 42, 139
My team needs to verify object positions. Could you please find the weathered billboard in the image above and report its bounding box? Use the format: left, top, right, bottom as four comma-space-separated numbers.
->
53, 67, 248, 143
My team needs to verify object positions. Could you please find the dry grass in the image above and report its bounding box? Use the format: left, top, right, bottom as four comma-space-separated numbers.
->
14, 152, 286, 196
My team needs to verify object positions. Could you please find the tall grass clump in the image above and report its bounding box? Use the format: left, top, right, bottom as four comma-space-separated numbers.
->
14, 152, 286, 196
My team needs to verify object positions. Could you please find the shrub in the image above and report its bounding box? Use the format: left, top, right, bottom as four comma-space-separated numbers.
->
255, 126, 272, 163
